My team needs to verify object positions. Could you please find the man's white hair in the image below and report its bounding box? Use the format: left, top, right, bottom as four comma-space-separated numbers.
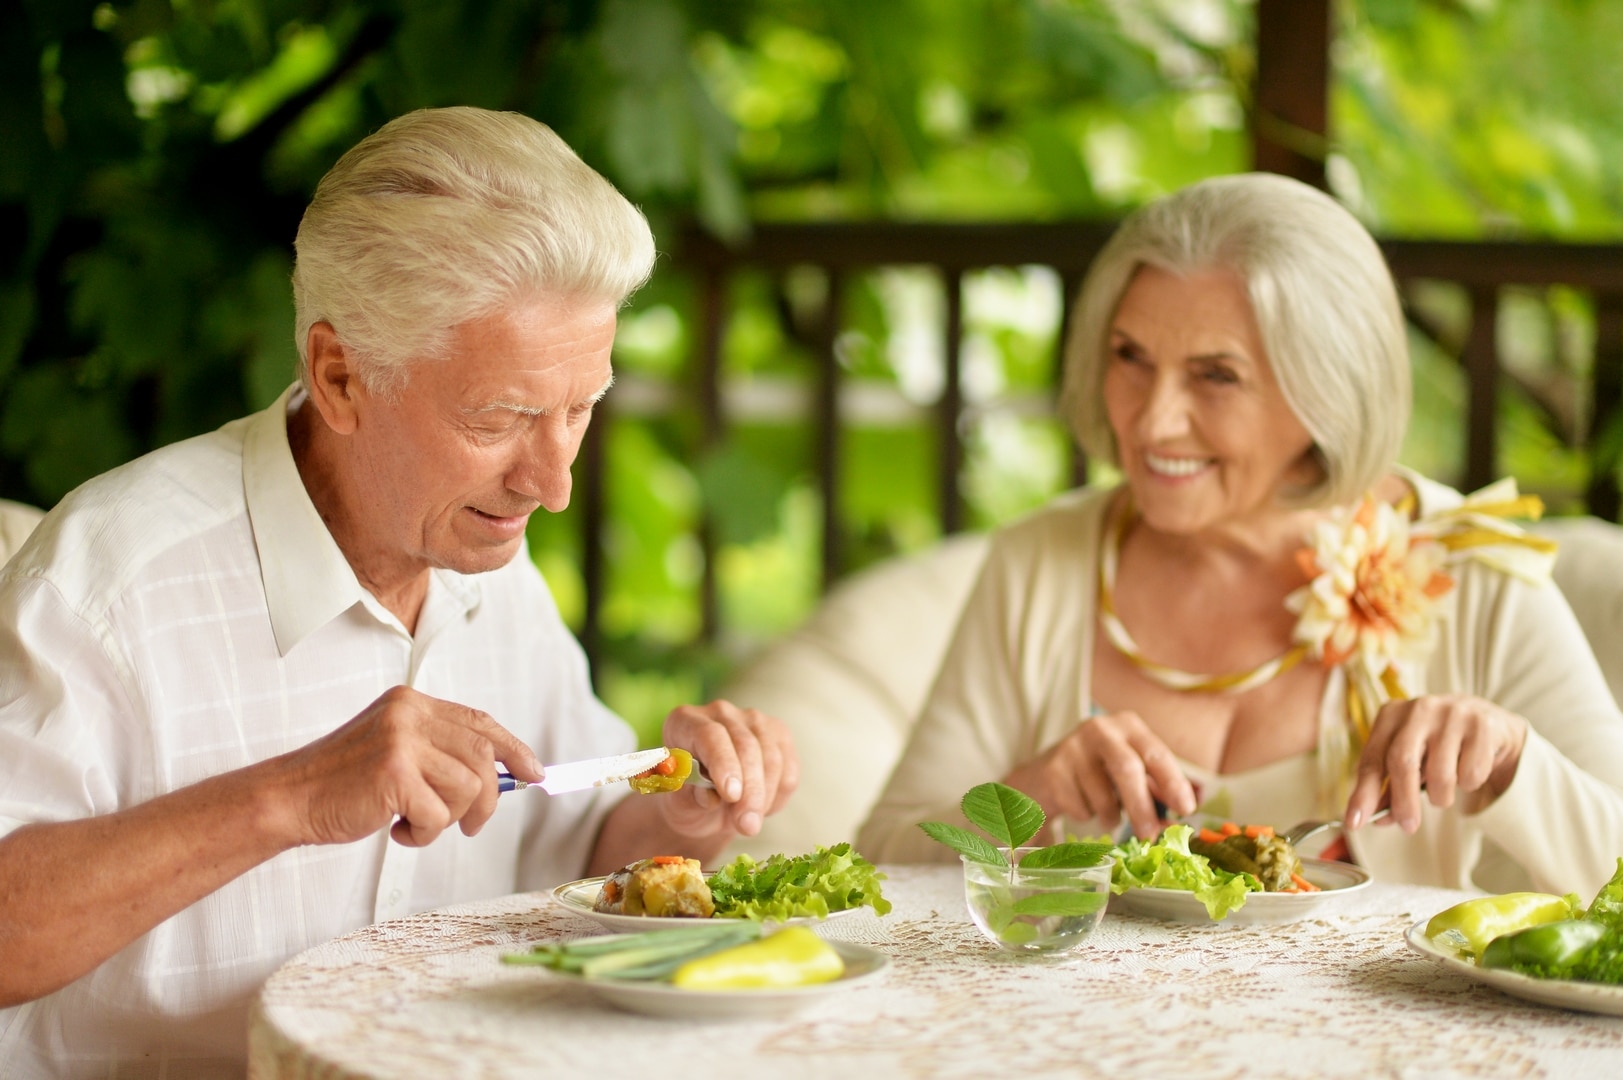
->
1060, 172, 1410, 509
292, 107, 657, 396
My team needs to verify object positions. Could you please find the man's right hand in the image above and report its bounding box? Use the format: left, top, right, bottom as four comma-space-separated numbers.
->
267, 685, 544, 848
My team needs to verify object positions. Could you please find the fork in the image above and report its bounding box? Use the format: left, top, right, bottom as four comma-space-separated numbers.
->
1280, 806, 1392, 848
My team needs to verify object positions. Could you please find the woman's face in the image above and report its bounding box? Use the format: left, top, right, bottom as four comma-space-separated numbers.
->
1102, 264, 1318, 537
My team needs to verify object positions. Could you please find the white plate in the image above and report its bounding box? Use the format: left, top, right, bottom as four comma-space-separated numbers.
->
551, 876, 870, 933
1404, 919, 1623, 1016
538, 940, 890, 1019
1108, 857, 1371, 925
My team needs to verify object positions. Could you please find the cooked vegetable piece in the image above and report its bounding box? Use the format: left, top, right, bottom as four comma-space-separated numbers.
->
670, 926, 844, 990
628, 747, 695, 794
1425, 893, 1577, 958
595, 856, 714, 917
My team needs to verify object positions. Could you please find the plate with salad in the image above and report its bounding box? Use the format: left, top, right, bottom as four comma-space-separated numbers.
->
552, 842, 892, 933
1108, 822, 1371, 924
1404, 860, 1623, 1016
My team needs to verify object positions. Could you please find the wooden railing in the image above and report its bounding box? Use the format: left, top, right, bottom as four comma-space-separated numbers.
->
576, 223, 1623, 663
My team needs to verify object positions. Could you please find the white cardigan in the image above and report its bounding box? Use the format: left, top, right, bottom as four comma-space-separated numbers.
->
859, 478, 1623, 898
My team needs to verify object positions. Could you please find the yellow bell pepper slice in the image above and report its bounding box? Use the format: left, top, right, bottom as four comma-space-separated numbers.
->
1425, 892, 1578, 958
670, 926, 844, 990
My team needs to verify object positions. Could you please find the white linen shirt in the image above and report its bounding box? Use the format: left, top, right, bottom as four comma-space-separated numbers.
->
0, 386, 634, 1078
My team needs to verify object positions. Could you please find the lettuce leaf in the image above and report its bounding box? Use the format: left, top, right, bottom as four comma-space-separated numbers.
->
1584, 858, 1623, 930
1111, 824, 1258, 921
706, 842, 893, 922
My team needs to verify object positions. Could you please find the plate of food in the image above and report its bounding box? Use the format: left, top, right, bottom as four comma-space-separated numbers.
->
1404, 919, 1623, 1016
1107, 822, 1372, 925
538, 938, 891, 1020
1402, 875, 1623, 1016
552, 843, 891, 933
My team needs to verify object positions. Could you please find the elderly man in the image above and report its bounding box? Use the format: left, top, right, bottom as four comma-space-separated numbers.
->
0, 108, 796, 1076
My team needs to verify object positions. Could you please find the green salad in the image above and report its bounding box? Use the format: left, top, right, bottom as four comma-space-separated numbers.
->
1474, 859, 1623, 985
706, 842, 893, 922
1110, 823, 1259, 920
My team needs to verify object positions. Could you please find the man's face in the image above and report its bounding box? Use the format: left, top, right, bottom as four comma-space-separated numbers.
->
346, 293, 617, 578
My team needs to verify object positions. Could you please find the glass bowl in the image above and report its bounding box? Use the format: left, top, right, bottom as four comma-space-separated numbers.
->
961, 849, 1114, 954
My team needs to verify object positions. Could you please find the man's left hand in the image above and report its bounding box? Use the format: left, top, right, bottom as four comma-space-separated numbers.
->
657, 700, 798, 840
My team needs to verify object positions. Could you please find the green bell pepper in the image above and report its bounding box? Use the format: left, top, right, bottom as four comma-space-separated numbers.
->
1424, 892, 1578, 958
1481, 919, 1607, 974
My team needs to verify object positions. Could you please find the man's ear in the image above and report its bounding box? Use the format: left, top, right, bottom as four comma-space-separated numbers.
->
304, 322, 364, 436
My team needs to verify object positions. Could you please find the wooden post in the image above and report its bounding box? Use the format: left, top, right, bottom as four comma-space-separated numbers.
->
1252, 0, 1331, 187
940, 268, 965, 534
696, 268, 726, 641
1463, 286, 1500, 492
1588, 294, 1623, 520
815, 270, 845, 588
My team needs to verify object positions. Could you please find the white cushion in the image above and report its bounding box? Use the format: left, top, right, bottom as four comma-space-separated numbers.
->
1535, 517, 1623, 707
0, 499, 44, 567
718, 533, 989, 860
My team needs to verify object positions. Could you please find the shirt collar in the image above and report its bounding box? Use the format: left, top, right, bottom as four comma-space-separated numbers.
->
243, 385, 371, 657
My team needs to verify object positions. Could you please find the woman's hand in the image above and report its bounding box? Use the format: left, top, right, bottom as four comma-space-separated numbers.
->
1003, 710, 1198, 840
1344, 693, 1528, 833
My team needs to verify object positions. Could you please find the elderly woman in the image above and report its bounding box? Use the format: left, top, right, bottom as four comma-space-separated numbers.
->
858, 172, 1623, 897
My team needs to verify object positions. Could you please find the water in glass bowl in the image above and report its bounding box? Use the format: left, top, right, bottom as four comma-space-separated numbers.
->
961, 849, 1114, 954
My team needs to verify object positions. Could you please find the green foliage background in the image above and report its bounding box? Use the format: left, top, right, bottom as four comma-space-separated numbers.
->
4, 0, 1622, 740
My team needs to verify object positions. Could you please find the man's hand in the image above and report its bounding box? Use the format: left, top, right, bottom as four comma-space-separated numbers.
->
586, 700, 798, 875
267, 686, 544, 848
655, 700, 798, 841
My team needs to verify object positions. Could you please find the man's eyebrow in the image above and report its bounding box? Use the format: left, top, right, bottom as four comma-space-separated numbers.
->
467, 375, 616, 417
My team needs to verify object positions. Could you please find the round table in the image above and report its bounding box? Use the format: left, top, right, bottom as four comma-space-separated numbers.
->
250, 866, 1623, 1079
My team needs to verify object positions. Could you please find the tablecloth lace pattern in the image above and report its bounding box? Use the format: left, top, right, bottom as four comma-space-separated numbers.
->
250, 866, 1623, 1080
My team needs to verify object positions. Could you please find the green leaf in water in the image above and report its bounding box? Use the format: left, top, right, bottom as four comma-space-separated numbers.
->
1009, 892, 1107, 918
961, 782, 1045, 850
919, 821, 1005, 865
1018, 842, 1113, 869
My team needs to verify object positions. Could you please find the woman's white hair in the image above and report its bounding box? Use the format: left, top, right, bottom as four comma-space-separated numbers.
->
292, 107, 657, 396
1059, 172, 1409, 509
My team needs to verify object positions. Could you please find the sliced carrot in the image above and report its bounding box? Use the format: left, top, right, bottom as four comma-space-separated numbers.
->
1243, 824, 1275, 840
1219, 821, 1242, 837
650, 855, 686, 865
1289, 871, 1321, 893
1197, 827, 1226, 845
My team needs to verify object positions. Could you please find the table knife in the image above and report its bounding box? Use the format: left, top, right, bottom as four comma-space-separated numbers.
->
497, 748, 713, 794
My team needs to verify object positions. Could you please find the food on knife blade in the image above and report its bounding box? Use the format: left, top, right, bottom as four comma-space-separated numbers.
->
628, 747, 694, 794
595, 856, 716, 918
670, 926, 844, 990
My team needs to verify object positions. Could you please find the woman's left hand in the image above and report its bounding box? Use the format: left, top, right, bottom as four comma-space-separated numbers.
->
1344, 693, 1528, 834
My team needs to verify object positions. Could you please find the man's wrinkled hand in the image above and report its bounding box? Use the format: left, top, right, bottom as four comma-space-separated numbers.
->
270, 686, 543, 848
655, 701, 798, 840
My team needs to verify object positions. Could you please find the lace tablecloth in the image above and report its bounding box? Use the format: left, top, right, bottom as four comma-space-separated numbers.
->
250, 866, 1623, 1079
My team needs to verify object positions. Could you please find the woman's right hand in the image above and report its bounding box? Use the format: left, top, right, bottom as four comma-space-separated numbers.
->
1003, 710, 1198, 840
